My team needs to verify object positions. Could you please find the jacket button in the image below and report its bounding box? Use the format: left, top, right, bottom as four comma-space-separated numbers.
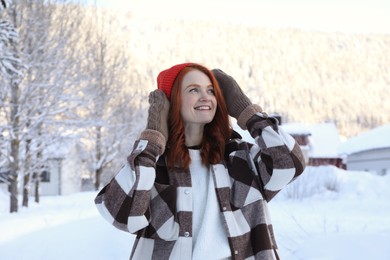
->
184, 189, 190, 195
184, 231, 190, 237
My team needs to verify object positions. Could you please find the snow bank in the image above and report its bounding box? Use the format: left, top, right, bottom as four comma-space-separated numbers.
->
1, 166, 390, 260
276, 165, 390, 200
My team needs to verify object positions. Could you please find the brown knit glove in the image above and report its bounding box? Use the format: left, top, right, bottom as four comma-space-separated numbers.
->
145, 89, 170, 141
212, 69, 251, 119
212, 69, 262, 129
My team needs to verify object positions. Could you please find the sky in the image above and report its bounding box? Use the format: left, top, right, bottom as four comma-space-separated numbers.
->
88, 0, 390, 34
1, 166, 390, 259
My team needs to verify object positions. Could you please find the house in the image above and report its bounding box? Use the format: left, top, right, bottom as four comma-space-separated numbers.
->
233, 117, 344, 168
0, 139, 90, 196
338, 123, 390, 175
40, 140, 90, 195
281, 122, 345, 169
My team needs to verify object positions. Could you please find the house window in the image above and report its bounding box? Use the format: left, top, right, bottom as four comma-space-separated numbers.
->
41, 170, 50, 182
32, 171, 50, 182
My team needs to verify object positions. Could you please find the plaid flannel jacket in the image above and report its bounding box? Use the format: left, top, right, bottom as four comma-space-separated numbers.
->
95, 113, 305, 260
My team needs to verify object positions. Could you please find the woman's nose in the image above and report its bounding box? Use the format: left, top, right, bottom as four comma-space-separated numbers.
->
199, 89, 210, 101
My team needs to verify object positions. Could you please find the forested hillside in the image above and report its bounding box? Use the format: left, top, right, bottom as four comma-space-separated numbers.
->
120, 15, 389, 138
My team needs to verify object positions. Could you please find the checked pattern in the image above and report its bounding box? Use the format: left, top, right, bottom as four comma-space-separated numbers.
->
95, 114, 305, 260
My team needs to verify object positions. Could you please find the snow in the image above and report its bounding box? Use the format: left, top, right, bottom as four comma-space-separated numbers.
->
281, 122, 341, 158
338, 123, 390, 155
1, 166, 389, 260
279, 123, 311, 136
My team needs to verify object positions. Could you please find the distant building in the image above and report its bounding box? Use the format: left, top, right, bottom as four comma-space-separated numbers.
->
233, 118, 345, 169
338, 123, 390, 175
0, 140, 91, 196
281, 122, 345, 169
234, 118, 390, 175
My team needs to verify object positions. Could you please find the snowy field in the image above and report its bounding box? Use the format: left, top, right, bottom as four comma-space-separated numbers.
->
1, 166, 390, 260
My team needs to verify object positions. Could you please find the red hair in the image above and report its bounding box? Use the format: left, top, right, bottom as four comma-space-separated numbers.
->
166, 64, 232, 170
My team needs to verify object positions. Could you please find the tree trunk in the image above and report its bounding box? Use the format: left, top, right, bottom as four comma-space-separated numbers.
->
34, 149, 43, 203
22, 173, 29, 207
9, 139, 19, 213
9, 179, 18, 213
9, 78, 21, 213
22, 137, 32, 207
95, 167, 103, 191
7, 0, 24, 214
94, 126, 102, 191
34, 177, 40, 203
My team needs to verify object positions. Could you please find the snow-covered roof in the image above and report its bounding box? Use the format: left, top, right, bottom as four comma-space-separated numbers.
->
338, 123, 390, 155
282, 122, 341, 158
278, 123, 311, 136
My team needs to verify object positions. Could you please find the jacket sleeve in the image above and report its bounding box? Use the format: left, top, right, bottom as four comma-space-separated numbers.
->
245, 108, 306, 201
94, 129, 165, 233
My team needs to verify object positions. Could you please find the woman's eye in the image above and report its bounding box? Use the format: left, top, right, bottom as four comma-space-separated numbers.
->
189, 88, 198, 93
208, 89, 215, 95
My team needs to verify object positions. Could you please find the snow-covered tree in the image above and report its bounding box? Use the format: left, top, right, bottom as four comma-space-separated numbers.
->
0, 0, 26, 213
1, 0, 90, 212
17, 1, 92, 206
2, 0, 146, 212
76, 7, 142, 190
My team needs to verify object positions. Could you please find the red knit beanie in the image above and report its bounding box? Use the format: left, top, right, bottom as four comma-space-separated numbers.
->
157, 62, 193, 100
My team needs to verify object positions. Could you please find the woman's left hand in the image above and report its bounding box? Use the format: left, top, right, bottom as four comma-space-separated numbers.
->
212, 69, 252, 119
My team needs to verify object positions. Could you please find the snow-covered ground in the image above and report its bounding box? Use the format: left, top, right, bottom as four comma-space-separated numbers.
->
1, 166, 390, 260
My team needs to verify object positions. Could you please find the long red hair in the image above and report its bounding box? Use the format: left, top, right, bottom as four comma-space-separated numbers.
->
166, 64, 231, 170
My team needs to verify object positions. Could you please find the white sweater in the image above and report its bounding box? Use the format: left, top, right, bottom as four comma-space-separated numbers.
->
189, 149, 231, 260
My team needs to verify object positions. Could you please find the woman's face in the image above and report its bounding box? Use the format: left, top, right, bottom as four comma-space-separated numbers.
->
180, 69, 217, 127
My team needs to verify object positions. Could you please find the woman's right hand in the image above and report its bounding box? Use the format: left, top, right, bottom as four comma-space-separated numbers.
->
146, 89, 170, 142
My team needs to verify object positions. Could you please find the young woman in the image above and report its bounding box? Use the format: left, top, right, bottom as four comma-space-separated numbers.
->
95, 62, 305, 260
